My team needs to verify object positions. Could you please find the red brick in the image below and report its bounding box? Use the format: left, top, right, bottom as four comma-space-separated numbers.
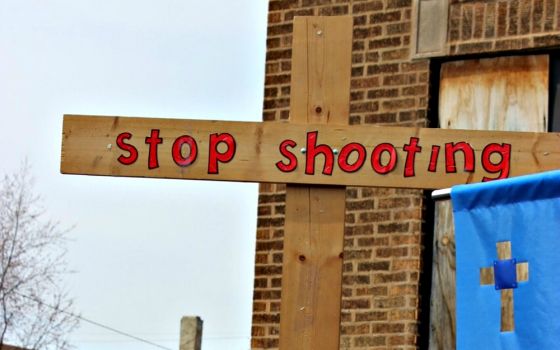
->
495, 38, 531, 50
519, 0, 531, 34
345, 224, 374, 236
354, 336, 386, 347
473, 3, 485, 38
449, 4, 461, 41
302, 0, 332, 6
370, 10, 401, 23
357, 261, 390, 271
345, 249, 372, 259
456, 41, 493, 54
355, 311, 388, 322
387, 0, 411, 9
269, 0, 298, 11
354, 15, 367, 26
381, 48, 410, 61
368, 36, 402, 49
284, 8, 315, 21
533, 0, 544, 32
343, 274, 371, 285
386, 21, 410, 34
346, 199, 374, 210
545, 0, 556, 31
534, 34, 560, 47
352, 1, 383, 13
341, 298, 371, 309
508, 0, 519, 36
354, 26, 382, 39
367, 63, 400, 74
365, 112, 397, 124
341, 324, 370, 335
370, 323, 405, 333
267, 24, 293, 36
461, 5, 474, 40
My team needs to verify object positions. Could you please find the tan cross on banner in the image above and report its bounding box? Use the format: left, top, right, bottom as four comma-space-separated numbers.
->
480, 241, 529, 332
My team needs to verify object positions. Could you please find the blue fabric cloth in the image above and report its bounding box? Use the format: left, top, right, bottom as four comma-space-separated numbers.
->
451, 170, 560, 350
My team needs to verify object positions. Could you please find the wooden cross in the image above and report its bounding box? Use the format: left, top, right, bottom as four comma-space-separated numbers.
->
480, 241, 529, 332
59, 16, 559, 350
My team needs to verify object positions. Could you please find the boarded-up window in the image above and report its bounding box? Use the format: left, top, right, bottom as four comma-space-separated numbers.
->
412, 0, 449, 58
429, 55, 548, 350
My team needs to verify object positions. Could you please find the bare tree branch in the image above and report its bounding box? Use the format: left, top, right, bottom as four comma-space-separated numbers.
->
0, 164, 78, 349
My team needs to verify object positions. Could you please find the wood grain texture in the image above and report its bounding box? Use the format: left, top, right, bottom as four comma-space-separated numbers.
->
429, 54, 548, 349
495, 242, 516, 331
480, 267, 494, 285
497, 241, 512, 260
440, 55, 549, 131
501, 289, 515, 332
279, 16, 352, 350
516, 262, 529, 282
281, 186, 347, 349
60, 115, 560, 189
428, 200, 456, 350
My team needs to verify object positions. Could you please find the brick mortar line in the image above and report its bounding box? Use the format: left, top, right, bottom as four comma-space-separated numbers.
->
450, 30, 560, 44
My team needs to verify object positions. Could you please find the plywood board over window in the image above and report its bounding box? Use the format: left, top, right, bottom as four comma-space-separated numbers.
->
439, 56, 549, 131
429, 55, 548, 350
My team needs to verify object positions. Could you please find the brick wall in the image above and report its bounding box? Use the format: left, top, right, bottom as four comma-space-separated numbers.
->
252, 0, 560, 349
448, 0, 560, 55
253, 1, 428, 349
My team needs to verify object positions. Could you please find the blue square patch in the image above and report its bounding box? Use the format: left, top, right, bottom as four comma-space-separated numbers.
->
493, 258, 517, 290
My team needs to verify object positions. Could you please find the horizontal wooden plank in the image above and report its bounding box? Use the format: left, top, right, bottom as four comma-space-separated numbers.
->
480, 267, 494, 285
517, 262, 529, 282
61, 114, 560, 189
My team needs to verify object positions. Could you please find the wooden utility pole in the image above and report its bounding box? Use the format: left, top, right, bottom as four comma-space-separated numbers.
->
179, 316, 203, 350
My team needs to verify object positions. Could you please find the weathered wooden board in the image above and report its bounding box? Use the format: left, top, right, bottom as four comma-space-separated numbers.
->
279, 16, 350, 350
429, 200, 456, 350
439, 55, 548, 131
429, 54, 548, 349
496, 241, 514, 332
61, 115, 560, 190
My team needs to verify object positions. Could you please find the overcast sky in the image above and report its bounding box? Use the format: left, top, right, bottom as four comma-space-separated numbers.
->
0, 1, 268, 349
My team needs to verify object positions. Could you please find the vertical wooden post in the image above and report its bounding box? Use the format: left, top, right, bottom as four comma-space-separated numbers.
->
179, 316, 203, 350
279, 17, 352, 350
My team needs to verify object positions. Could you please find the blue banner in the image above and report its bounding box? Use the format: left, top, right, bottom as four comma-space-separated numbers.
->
452, 170, 560, 349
